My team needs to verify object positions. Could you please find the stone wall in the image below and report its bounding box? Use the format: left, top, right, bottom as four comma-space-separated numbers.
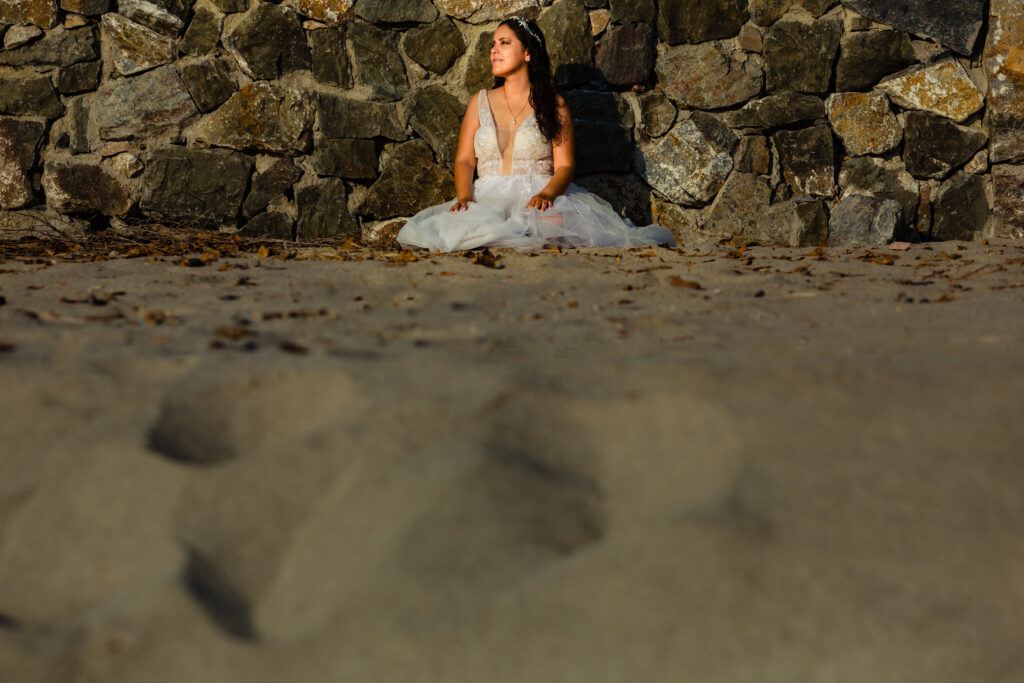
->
0, 0, 1022, 246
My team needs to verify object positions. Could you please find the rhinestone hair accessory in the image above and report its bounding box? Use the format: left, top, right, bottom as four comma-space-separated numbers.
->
510, 16, 542, 45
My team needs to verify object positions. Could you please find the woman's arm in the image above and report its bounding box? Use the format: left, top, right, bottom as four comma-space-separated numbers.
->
451, 92, 481, 211
527, 95, 575, 211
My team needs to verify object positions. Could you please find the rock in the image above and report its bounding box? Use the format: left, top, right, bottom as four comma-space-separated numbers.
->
763, 19, 841, 94
310, 28, 352, 87
993, 165, 1024, 239
0, 0, 59, 28
596, 22, 656, 88
402, 18, 464, 75
110, 152, 143, 177
227, 2, 310, 81
4, 25, 43, 49
635, 117, 735, 206
738, 24, 762, 52
354, 0, 437, 23
723, 92, 824, 129
312, 137, 378, 179
95, 66, 198, 140
179, 5, 221, 56
316, 93, 406, 140
68, 96, 90, 154
573, 173, 653, 225
844, 0, 985, 56
795, 0, 836, 16
838, 155, 919, 221
348, 21, 408, 101
362, 218, 405, 248
178, 57, 237, 114
0, 74, 61, 118
984, 0, 1024, 163
773, 124, 835, 197
140, 147, 252, 225
637, 91, 676, 137
99, 140, 130, 157
405, 86, 463, 166
835, 30, 916, 92
61, 0, 110, 14
757, 196, 828, 246
0, 444, 183, 625
0, 117, 46, 209
965, 149, 988, 175
876, 59, 984, 123
117, 0, 185, 36
55, 60, 102, 95
462, 29, 495, 96
903, 112, 988, 180
211, 0, 246, 11
42, 159, 132, 215
433, 0, 538, 21
656, 41, 763, 110
932, 171, 990, 241
362, 139, 454, 219
735, 134, 770, 174
101, 13, 176, 77
241, 211, 294, 239
704, 172, 772, 238
589, 8, 610, 34
825, 91, 902, 156
296, 178, 358, 238
608, 0, 652, 22
538, 0, 594, 87
827, 195, 902, 246
749, 0, 788, 26
283, 0, 354, 25
242, 158, 302, 218
195, 82, 314, 154
0, 26, 99, 67
656, 0, 748, 44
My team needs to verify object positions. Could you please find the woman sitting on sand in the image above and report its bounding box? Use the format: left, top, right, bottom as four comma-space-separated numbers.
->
396, 16, 674, 252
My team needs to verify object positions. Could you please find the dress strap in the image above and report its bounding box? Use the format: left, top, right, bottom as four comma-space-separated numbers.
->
477, 89, 492, 127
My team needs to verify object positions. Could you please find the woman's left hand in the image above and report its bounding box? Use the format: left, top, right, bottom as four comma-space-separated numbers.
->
527, 193, 555, 211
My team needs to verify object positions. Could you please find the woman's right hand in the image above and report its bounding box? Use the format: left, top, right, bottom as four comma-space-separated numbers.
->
450, 197, 474, 212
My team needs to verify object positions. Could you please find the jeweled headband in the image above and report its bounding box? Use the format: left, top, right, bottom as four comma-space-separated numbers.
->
509, 16, 543, 45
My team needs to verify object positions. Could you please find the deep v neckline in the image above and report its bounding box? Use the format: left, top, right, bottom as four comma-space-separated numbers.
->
484, 91, 534, 175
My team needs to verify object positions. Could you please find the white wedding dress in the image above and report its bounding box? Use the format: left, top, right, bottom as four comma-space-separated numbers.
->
396, 90, 675, 252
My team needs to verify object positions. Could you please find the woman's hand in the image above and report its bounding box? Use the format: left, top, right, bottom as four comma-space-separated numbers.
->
527, 192, 555, 211
450, 197, 474, 211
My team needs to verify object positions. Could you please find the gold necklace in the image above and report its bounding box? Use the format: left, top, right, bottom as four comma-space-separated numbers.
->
502, 85, 530, 125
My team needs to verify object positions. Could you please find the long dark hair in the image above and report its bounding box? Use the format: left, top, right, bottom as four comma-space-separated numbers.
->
493, 17, 564, 143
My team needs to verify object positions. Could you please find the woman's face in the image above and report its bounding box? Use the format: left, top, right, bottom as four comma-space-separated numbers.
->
491, 24, 529, 77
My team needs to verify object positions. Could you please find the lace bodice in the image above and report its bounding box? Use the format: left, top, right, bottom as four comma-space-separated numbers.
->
473, 89, 553, 178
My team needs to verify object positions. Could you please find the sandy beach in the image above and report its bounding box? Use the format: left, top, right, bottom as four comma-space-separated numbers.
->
2, 235, 1024, 681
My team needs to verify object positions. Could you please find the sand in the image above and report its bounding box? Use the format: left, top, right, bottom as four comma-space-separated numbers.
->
1, 237, 1023, 681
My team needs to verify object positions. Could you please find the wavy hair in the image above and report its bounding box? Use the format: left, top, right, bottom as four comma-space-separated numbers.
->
493, 17, 564, 144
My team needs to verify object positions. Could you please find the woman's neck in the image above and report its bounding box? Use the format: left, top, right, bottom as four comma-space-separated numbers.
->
501, 69, 531, 98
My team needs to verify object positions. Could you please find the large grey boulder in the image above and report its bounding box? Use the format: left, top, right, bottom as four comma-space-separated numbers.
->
0, 25, 98, 66
704, 172, 771, 239
405, 86, 463, 167
296, 178, 358, 238
402, 18, 464, 75
656, 0, 748, 44
95, 66, 198, 139
461, 29, 495, 97
903, 112, 988, 180
538, 0, 594, 87
0, 74, 61, 118
226, 2, 310, 80
635, 116, 736, 206
656, 41, 762, 110
42, 159, 132, 216
932, 171, 990, 241
117, 0, 185, 36
773, 125, 835, 197
101, 13, 175, 77
316, 94, 406, 140
844, 0, 986, 56
310, 28, 351, 87
348, 21, 408, 101
140, 147, 252, 225
362, 139, 454, 220
194, 82, 314, 154
835, 30, 916, 92
827, 195, 902, 247
597, 22, 656, 89
756, 196, 828, 246
763, 18, 841, 93
0, 117, 46, 209
179, 5, 221, 56
838, 156, 919, 222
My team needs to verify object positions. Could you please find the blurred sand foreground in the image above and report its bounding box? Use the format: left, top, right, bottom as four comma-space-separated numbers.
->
1, 239, 1023, 682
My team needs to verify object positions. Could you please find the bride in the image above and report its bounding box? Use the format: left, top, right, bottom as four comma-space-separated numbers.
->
396, 16, 675, 252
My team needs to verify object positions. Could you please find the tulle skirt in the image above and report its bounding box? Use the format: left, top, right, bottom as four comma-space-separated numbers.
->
396, 174, 675, 252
